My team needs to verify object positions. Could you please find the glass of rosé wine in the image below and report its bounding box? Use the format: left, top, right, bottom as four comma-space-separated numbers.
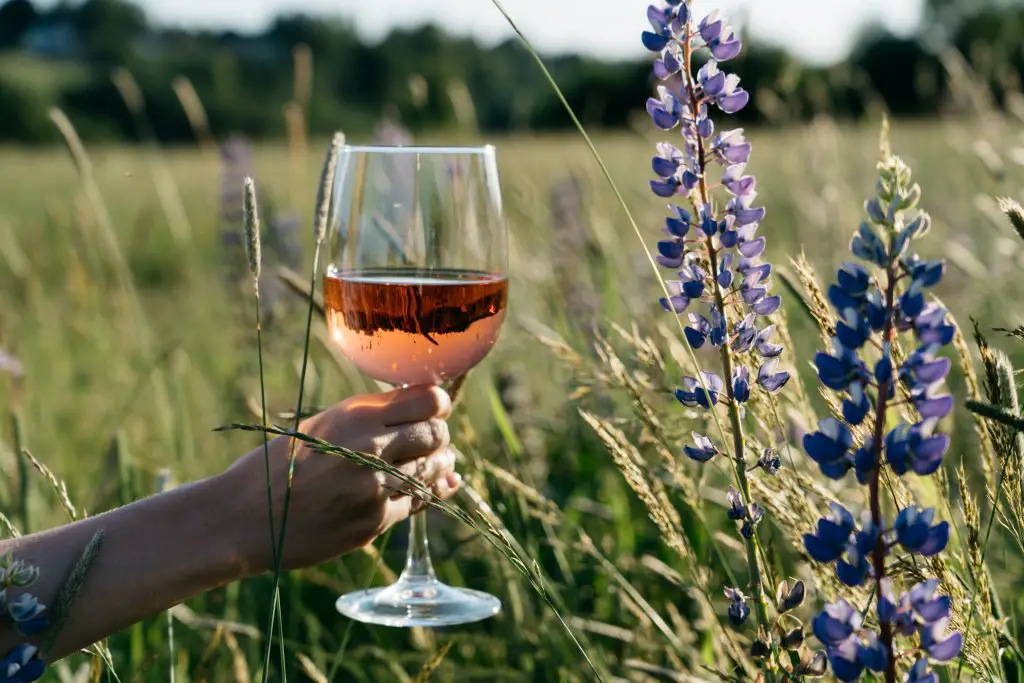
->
324, 145, 507, 627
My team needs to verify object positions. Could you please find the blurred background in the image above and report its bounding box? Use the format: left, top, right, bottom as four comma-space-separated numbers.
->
5, 0, 1024, 681
0, 0, 1005, 142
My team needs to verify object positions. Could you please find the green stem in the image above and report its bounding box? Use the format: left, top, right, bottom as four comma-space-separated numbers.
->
684, 18, 773, 670
11, 409, 28, 532
260, 244, 322, 683
252, 287, 288, 683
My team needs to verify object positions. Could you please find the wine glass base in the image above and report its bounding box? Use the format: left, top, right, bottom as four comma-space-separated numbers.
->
336, 577, 501, 627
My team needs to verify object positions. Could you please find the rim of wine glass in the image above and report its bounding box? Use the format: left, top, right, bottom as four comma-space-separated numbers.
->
339, 144, 495, 154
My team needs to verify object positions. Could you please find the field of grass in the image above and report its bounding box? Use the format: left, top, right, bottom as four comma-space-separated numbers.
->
2, 116, 1024, 681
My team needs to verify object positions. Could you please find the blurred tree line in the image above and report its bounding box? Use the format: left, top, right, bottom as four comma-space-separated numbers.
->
0, 0, 1023, 144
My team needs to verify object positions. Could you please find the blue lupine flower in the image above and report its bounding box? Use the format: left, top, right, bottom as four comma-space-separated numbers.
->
804, 503, 856, 563
0, 644, 44, 682
814, 341, 869, 391
725, 191, 764, 225
684, 313, 711, 348
877, 578, 916, 636
907, 659, 938, 683
732, 366, 750, 403
725, 486, 745, 521
803, 418, 854, 480
753, 324, 782, 358
641, 4, 673, 51
919, 618, 963, 662
756, 358, 789, 393
656, 241, 685, 270
740, 503, 763, 539
894, 506, 949, 557
6, 594, 46, 637
850, 221, 888, 266
684, 432, 717, 463
724, 587, 749, 626
827, 638, 864, 682
836, 307, 871, 350
677, 257, 707, 299
885, 421, 950, 476
836, 523, 878, 588
909, 580, 952, 624
709, 128, 751, 165
812, 599, 861, 646
709, 305, 728, 347
652, 142, 683, 176
731, 314, 757, 352
853, 440, 876, 485
717, 251, 734, 288
857, 632, 888, 673
675, 372, 723, 409
805, 154, 960, 676
842, 381, 871, 426
646, 86, 684, 131
664, 204, 691, 239
698, 11, 743, 62
642, 6, 799, 641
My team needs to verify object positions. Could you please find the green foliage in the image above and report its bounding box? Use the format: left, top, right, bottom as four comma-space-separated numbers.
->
4, 0, 1024, 143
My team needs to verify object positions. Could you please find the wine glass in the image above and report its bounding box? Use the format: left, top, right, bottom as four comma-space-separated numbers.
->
323, 145, 507, 627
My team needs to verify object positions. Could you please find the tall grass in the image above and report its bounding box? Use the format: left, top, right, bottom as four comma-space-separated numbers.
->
4, 28, 1024, 682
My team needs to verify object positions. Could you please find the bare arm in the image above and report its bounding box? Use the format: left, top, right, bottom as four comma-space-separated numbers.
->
0, 385, 457, 661
6, 473, 251, 659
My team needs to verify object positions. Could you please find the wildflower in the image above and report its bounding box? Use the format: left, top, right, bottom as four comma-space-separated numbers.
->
893, 506, 949, 556
804, 154, 960, 680
675, 372, 723, 409
724, 587, 750, 626
803, 419, 855, 480
684, 432, 717, 463
6, 594, 46, 637
803, 503, 856, 563
641, 2, 803, 664
0, 644, 44, 682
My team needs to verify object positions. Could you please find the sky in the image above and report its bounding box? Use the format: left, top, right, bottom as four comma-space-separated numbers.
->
58, 0, 927, 64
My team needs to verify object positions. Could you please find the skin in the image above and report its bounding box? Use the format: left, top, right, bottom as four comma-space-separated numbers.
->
0, 385, 459, 660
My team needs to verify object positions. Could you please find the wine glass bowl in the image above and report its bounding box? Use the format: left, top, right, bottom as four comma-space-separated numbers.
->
324, 145, 507, 627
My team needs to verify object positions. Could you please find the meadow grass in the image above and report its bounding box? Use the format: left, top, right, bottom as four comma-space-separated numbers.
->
2, 115, 1024, 680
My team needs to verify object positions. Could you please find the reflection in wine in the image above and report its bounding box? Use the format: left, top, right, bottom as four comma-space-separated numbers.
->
323, 268, 508, 386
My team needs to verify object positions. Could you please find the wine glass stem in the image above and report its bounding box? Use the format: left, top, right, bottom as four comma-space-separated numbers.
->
398, 512, 437, 586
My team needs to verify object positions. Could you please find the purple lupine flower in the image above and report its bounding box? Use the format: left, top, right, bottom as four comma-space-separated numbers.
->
724, 587, 750, 626
675, 371, 723, 409
803, 418, 855, 480
893, 506, 949, 556
906, 659, 939, 683
726, 486, 745, 521
641, 2, 801, 648
804, 154, 960, 678
684, 432, 717, 463
0, 644, 44, 682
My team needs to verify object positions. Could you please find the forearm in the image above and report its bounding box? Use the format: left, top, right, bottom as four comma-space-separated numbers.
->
1, 471, 261, 660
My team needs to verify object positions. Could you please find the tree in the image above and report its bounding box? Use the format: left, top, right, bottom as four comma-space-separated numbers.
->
0, 0, 38, 49
73, 0, 147, 63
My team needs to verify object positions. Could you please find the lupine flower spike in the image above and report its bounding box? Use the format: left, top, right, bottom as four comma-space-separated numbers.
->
641, 1, 799, 676
0, 550, 47, 681
802, 155, 961, 681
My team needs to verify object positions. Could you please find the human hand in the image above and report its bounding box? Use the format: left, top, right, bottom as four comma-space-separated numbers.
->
225, 385, 459, 574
